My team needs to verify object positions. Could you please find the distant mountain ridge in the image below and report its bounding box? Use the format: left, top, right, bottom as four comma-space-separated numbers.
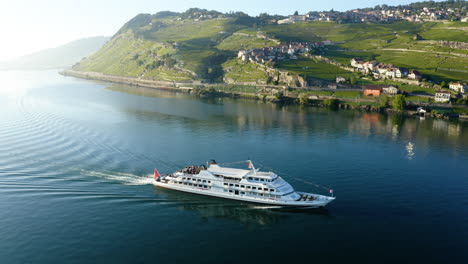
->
0, 36, 110, 70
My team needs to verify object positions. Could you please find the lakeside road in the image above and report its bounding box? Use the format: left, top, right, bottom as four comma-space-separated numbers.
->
61, 69, 360, 92
61, 69, 465, 113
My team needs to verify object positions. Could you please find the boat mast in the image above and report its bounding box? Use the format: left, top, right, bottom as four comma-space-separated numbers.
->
248, 160, 257, 175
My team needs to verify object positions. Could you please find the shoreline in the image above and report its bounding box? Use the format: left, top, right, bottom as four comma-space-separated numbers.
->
60, 70, 465, 119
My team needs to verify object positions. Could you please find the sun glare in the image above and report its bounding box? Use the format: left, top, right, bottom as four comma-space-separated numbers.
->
0, 72, 32, 96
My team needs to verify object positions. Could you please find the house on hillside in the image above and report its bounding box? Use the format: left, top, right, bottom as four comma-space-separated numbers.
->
434, 91, 451, 102
408, 70, 422, 80
363, 86, 382, 96
395, 67, 409, 78
386, 69, 397, 79
241, 54, 250, 62
382, 86, 400, 95
363, 61, 379, 71
449, 82, 467, 94
336, 76, 346, 84
350, 58, 365, 68
278, 18, 294, 24
289, 15, 307, 22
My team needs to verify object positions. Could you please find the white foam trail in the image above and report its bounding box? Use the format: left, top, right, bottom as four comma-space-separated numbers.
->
81, 170, 154, 185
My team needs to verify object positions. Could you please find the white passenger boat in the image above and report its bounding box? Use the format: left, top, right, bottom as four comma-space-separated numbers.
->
153, 160, 335, 208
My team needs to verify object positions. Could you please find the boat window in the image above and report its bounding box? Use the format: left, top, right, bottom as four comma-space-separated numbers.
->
241, 192, 245, 195
248, 177, 253, 180
229, 183, 233, 186
247, 186, 251, 189
235, 184, 239, 187
270, 189, 274, 192
252, 187, 257, 190
260, 179, 264, 182
240, 185, 244, 188
264, 188, 268, 191
224, 183, 228, 186
208, 181, 211, 183
203, 180, 206, 183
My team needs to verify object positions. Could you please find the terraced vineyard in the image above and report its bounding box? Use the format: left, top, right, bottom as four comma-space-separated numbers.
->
74, 10, 468, 86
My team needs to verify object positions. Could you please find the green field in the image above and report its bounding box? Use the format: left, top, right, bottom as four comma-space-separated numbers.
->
261, 21, 467, 82
276, 57, 354, 82
222, 59, 269, 83
217, 33, 278, 51
406, 95, 431, 103
333, 91, 363, 99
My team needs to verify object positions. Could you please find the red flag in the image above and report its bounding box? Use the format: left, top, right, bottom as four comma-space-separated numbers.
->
329, 189, 333, 194
247, 162, 252, 169
154, 168, 160, 179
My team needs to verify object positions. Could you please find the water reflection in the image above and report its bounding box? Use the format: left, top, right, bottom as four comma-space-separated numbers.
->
107, 84, 468, 155
154, 188, 331, 226
406, 142, 415, 160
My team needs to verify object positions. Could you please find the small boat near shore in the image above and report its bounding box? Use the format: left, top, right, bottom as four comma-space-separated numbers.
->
153, 160, 335, 208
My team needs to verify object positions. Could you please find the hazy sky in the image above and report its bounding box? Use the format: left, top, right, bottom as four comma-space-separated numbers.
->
0, 0, 435, 61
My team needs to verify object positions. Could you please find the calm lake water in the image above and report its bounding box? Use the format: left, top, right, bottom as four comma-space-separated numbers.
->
0, 70, 467, 263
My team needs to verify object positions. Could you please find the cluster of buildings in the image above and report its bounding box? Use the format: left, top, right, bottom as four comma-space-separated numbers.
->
448, 82, 467, 94
433, 83, 466, 102
350, 58, 422, 80
360, 85, 453, 103
237, 42, 326, 64
334, 81, 464, 103
362, 85, 400, 96
277, 6, 467, 24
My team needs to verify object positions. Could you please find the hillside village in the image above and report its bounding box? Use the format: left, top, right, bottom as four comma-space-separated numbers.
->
235, 41, 467, 103
278, 2, 467, 24
233, 43, 467, 105
237, 41, 328, 63
72, 1, 468, 112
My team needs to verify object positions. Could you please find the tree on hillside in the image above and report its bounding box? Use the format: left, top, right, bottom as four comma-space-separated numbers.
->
294, 11, 299, 16
441, 81, 447, 88
298, 93, 309, 105
393, 94, 406, 111
379, 95, 390, 108
349, 76, 357, 85
323, 98, 339, 109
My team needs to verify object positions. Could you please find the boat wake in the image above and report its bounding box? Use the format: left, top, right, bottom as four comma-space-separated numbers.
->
81, 169, 154, 185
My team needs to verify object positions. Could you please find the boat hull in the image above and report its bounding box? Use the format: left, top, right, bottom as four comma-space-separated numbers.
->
154, 181, 335, 208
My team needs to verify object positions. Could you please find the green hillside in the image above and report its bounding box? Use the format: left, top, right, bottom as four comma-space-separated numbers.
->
74, 9, 468, 84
